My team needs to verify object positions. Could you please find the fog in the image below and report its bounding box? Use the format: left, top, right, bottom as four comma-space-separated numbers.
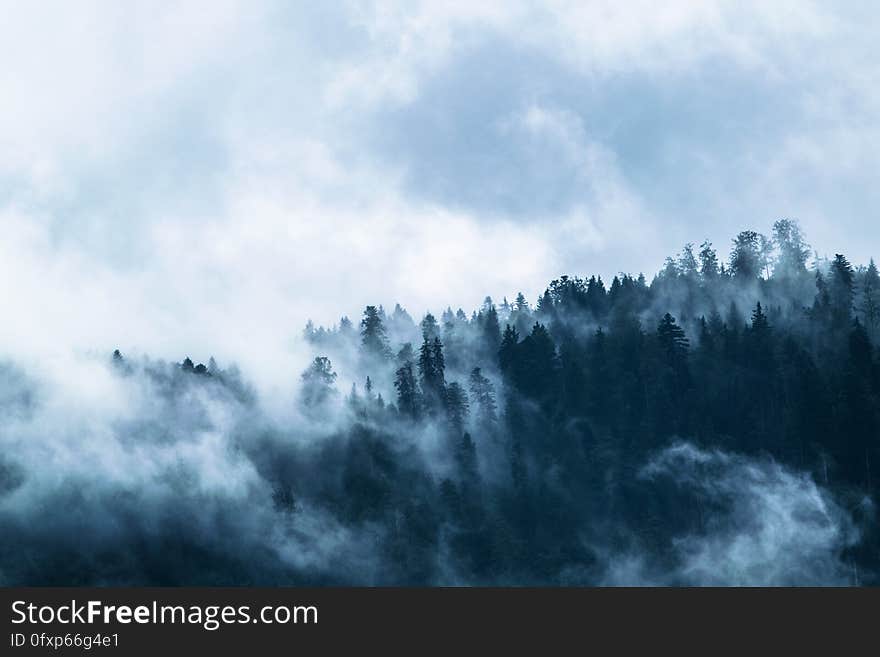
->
1, 227, 876, 584
2, 3, 879, 586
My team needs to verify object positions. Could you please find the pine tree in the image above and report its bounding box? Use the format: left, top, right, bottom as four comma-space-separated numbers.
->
418, 336, 447, 414
432, 337, 446, 382
361, 306, 391, 359
829, 254, 855, 329
729, 230, 763, 280
860, 259, 880, 341
499, 324, 520, 374
746, 302, 774, 368
536, 289, 554, 316
339, 316, 355, 340
300, 356, 338, 408
699, 240, 720, 281
656, 313, 689, 362
421, 313, 439, 341
468, 367, 498, 428
445, 382, 470, 435
772, 219, 810, 277
396, 342, 415, 366
455, 432, 479, 486
750, 302, 770, 334
678, 243, 699, 279
514, 323, 559, 405
394, 362, 420, 419
481, 299, 501, 358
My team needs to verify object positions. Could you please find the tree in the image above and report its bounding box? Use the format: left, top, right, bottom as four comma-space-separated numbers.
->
338, 316, 356, 340
660, 256, 679, 280
390, 304, 416, 338
455, 432, 479, 486
860, 259, 880, 341
536, 289, 553, 317
678, 243, 699, 279
446, 382, 470, 435
750, 302, 770, 334
746, 302, 774, 369
772, 219, 810, 277
656, 313, 689, 363
421, 313, 440, 341
585, 328, 612, 425
300, 356, 338, 408
499, 324, 520, 374
394, 362, 420, 419
829, 254, 855, 329
111, 349, 132, 375
699, 240, 720, 281
361, 306, 391, 359
811, 270, 832, 326
512, 323, 559, 405
418, 336, 447, 414
433, 337, 446, 383
729, 230, 764, 280
759, 233, 775, 279
480, 298, 501, 358
396, 342, 415, 366
839, 319, 876, 489
468, 367, 498, 428
650, 313, 691, 441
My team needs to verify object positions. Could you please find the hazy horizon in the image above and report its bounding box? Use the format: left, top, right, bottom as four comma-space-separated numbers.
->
3, 2, 880, 390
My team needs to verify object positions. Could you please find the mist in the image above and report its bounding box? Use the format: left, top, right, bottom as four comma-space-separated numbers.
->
2, 220, 878, 585
3, 3, 880, 587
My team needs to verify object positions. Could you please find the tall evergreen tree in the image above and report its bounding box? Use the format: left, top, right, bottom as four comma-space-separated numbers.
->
772, 219, 810, 277
860, 259, 880, 341
300, 356, 338, 408
418, 336, 447, 414
421, 313, 440, 341
394, 362, 420, 419
729, 230, 764, 280
361, 306, 391, 359
468, 367, 498, 429
499, 324, 520, 374
656, 313, 689, 363
829, 254, 856, 330
480, 298, 502, 359
445, 382, 470, 435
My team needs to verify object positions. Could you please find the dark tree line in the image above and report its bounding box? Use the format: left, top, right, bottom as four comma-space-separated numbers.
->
294, 220, 879, 583
86, 220, 878, 585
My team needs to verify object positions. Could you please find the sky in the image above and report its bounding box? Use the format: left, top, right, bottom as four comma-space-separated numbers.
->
2, 0, 879, 389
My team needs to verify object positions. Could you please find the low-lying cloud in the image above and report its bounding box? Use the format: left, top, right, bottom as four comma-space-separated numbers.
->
0, 355, 864, 585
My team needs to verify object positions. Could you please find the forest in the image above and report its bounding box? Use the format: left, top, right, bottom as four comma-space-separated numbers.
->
1, 219, 878, 585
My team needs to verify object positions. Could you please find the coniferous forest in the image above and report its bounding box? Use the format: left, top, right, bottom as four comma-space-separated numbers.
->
2, 220, 879, 585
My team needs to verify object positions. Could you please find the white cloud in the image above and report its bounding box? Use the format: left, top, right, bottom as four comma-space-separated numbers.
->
1, 0, 879, 388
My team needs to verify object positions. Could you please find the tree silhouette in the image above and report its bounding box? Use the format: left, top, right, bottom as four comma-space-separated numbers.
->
300, 356, 338, 408
361, 305, 391, 359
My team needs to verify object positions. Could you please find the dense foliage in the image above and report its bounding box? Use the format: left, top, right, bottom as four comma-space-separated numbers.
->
3, 220, 878, 585
291, 220, 879, 583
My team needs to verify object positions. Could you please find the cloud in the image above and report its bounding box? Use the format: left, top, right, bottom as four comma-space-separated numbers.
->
1, 0, 879, 385
1, 354, 862, 585
605, 443, 862, 586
